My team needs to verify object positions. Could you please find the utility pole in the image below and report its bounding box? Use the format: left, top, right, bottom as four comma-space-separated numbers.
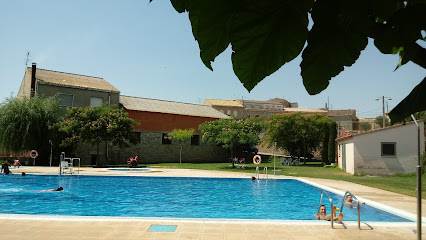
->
376, 96, 392, 128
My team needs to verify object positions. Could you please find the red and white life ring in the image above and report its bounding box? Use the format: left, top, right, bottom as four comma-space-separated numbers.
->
253, 155, 261, 165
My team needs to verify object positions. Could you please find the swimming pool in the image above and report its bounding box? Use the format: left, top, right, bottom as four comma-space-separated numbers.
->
0, 174, 411, 222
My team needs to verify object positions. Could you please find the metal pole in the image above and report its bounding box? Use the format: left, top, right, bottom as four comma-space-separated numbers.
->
382, 96, 385, 128
411, 115, 421, 240
273, 142, 276, 175
49, 140, 52, 167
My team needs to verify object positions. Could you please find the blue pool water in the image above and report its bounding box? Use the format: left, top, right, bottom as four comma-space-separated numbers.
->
0, 174, 411, 221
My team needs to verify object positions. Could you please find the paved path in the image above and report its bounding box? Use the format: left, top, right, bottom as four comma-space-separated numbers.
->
1, 166, 424, 239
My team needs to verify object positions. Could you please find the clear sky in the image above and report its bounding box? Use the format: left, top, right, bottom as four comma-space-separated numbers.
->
1, 1, 425, 118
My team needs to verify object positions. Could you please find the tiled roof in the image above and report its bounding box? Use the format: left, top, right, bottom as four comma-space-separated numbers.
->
328, 109, 356, 116
283, 108, 327, 113
33, 68, 119, 93
336, 120, 422, 141
121, 96, 230, 119
204, 99, 244, 107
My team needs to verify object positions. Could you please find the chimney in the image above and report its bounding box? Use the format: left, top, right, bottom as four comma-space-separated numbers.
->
30, 62, 36, 97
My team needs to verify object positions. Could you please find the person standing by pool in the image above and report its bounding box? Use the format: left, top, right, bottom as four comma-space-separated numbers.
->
314, 205, 343, 223
14, 158, 22, 168
1, 160, 11, 175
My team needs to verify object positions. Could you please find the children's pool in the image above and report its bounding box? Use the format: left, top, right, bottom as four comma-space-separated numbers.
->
0, 174, 411, 221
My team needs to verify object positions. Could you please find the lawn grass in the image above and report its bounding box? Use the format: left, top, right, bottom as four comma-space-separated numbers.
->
143, 157, 426, 199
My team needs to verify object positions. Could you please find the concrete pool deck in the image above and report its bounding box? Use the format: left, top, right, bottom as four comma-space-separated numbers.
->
1, 166, 425, 239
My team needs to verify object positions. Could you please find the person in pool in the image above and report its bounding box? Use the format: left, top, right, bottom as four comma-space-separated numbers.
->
345, 195, 365, 206
314, 205, 343, 223
251, 176, 256, 181
39, 187, 63, 192
1, 160, 11, 175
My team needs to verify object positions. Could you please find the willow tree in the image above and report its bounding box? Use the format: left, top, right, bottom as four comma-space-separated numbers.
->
0, 96, 61, 163
152, 0, 425, 122
54, 104, 138, 166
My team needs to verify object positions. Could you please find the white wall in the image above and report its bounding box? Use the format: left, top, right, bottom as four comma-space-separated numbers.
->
338, 121, 424, 176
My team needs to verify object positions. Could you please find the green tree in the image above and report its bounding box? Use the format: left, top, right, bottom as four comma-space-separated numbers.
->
54, 104, 138, 166
153, 0, 426, 122
199, 118, 263, 167
328, 121, 337, 164
375, 116, 391, 128
0, 96, 61, 164
359, 122, 372, 131
166, 128, 195, 163
266, 113, 334, 164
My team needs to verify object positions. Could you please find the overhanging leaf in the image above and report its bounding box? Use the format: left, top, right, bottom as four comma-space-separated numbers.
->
230, 1, 310, 91
195, 1, 239, 70
389, 77, 426, 123
301, 0, 369, 94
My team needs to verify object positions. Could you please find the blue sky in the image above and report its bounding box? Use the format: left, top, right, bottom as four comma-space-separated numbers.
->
1, 0, 425, 118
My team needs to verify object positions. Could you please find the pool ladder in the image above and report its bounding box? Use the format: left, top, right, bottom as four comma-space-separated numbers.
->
255, 166, 268, 180
340, 191, 361, 229
318, 190, 362, 229
318, 190, 335, 229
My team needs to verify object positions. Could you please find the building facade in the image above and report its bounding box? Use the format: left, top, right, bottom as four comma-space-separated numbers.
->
336, 121, 424, 176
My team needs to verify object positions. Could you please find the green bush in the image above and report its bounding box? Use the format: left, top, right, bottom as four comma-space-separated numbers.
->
421, 152, 426, 175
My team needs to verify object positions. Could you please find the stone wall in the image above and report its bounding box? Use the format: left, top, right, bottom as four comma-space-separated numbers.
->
74, 130, 230, 165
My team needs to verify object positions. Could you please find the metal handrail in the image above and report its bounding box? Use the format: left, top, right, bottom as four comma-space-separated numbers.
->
318, 190, 334, 228
263, 167, 268, 180
72, 158, 80, 174
255, 166, 259, 179
340, 191, 361, 229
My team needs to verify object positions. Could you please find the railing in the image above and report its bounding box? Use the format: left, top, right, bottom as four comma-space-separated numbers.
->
72, 158, 80, 174
255, 166, 260, 179
263, 167, 268, 180
340, 191, 361, 229
318, 190, 334, 229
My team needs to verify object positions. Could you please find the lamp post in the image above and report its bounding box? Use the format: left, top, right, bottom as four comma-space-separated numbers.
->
375, 96, 392, 128
49, 140, 53, 167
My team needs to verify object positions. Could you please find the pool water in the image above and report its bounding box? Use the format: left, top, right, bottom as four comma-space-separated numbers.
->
0, 174, 411, 221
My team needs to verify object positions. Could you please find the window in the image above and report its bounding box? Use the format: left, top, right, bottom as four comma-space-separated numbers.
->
162, 133, 172, 144
191, 135, 200, 146
90, 97, 103, 107
381, 142, 396, 156
220, 109, 224, 114
227, 110, 231, 116
132, 132, 141, 143
59, 93, 73, 107
233, 110, 238, 118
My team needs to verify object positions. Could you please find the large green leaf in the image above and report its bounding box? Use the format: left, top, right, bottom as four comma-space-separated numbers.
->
389, 77, 426, 123
301, 0, 369, 94
231, 1, 311, 91
194, 1, 239, 70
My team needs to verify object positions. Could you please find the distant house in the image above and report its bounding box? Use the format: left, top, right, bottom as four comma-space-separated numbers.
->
328, 109, 358, 131
336, 121, 425, 176
107, 96, 231, 164
17, 63, 120, 112
16, 64, 230, 165
204, 99, 244, 118
204, 98, 327, 119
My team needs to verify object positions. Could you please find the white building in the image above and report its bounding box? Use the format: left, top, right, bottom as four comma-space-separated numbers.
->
336, 121, 424, 176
